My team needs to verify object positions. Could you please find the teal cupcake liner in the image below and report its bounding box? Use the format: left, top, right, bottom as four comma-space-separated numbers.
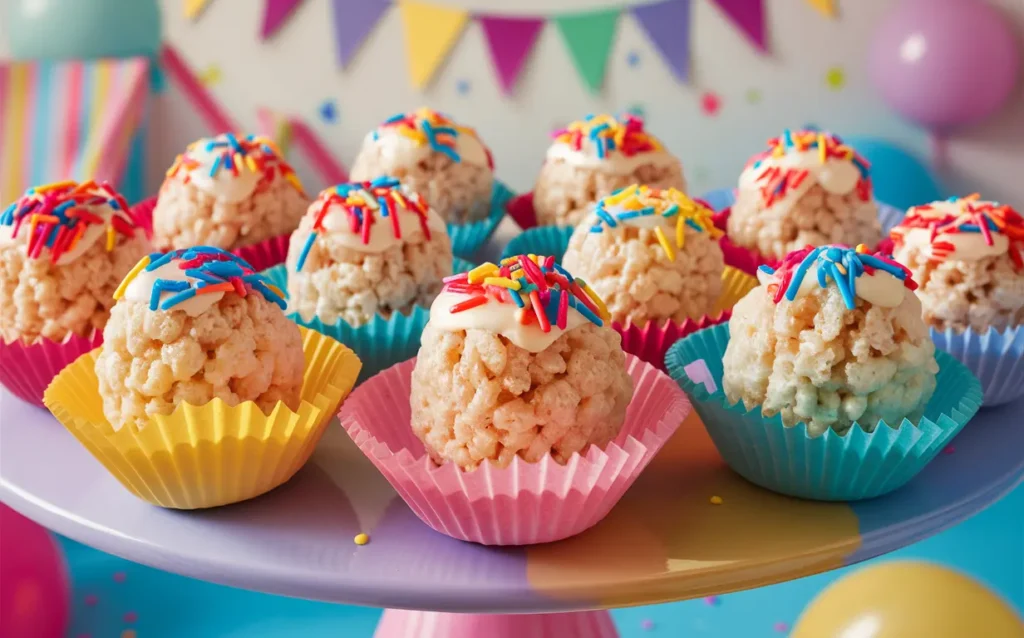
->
264, 256, 474, 385
448, 180, 515, 259
501, 225, 574, 261
665, 323, 983, 501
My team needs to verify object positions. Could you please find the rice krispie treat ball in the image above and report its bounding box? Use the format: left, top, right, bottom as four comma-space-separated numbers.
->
534, 113, 686, 226
96, 247, 303, 432
890, 195, 1024, 332
0, 180, 151, 343
286, 176, 452, 326
152, 133, 309, 250
411, 256, 634, 470
727, 130, 881, 260
561, 185, 724, 327
724, 245, 937, 436
349, 108, 494, 224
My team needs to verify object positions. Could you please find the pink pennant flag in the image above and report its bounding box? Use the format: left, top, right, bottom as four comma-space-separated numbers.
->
479, 16, 544, 96
261, 0, 305, 40
711, 0, 768, 52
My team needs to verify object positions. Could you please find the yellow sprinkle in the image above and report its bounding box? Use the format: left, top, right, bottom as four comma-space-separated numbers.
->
676, 214, 685, 249
34, 180, 76, 193
500, 256, 519, 266
114, 256, 150, 300
843, 148, 854, 160
391, 191, 408, 208
354, 533, 369, 546
232, 152, 245, 172
855, 243, 868, 254
484, 276, 521, 291
105, 225, 115, 251
710, 495, 723, 505
579, 279, 611, 321
266, 283, 286, 299
834, 262, 847, 275
604, 184, 638, 205
528, 254, 542, 265
511, 269, 525, 280
654, 226, 675, 262
245, 154, 258, 173
468, 263, 498, 284
818, 133, 827, 164
285, 172, 306, 196
773, 145, 786, 158
397, 127, 427, 144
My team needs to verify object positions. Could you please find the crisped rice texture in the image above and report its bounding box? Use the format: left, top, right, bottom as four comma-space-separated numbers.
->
533, 158, 687, 227
562, 223, 724, 327
411, 322, 635, 470
0, 235, 150, 344
350, 149, 493, 224
151, 174, 309, 251
892, 247, 1024, 332
727, 184, 881, 260
95, 294, 304, 431
722, 284, 938, 436
285, 212, 452, 327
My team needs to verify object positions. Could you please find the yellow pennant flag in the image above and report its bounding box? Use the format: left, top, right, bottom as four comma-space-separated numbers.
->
397, 1, 470, 89
184, 0, 213, 19
806, 0, 836, 18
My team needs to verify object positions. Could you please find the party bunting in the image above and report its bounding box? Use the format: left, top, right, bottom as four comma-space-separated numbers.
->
184, 0, 213, 19
632, 0, 692, 83
331, 0, 391, 67
710, 0, 768, 52
397, 1, 470, 89
261, 0, 305, 40
553, 9, 620, 95
805, 0, 836, 18
480, 17, 545, 96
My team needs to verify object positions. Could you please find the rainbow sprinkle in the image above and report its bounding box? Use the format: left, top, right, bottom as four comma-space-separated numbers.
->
552, 113, 662, 160
892, 194, 1024, 270
374, 108, 494, 168
295, 177, 432, 272
589, 185, 722, 261
0, 180, 137, 264
442, 255, 609, 333
114, 247, 286, 311
757, 244, 916, 310
167, 133, 306, 197
747, 129, 872, 205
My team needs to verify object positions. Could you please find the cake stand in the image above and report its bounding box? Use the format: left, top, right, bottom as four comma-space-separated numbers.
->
1, 388, 1021, 638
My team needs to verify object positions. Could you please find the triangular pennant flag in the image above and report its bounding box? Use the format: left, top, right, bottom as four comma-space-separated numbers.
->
261, 0, 305, 40
805, 0, 836, 18
479, 16, 544, 96
184, 0, 213, 20
632, 0, 692, 83
397, 1, 470, 89
553, 9, 620, 95
331, 0, 390, 67
710, 0, 768, 52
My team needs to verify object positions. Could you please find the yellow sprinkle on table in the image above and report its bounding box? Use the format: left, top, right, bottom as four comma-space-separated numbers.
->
121, 631, 137, 638
710, 496, 723, 505
354, 533, 370, 546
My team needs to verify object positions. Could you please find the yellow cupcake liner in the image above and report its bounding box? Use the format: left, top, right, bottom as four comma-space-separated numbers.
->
43, 327, 361, 510
711, 266, 759, 316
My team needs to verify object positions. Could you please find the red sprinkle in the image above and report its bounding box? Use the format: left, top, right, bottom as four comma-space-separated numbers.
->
450, 295, 488, 313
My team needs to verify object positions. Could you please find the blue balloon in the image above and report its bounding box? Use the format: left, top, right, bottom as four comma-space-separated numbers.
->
842, 136, 945, 209
6, 0, 161, 61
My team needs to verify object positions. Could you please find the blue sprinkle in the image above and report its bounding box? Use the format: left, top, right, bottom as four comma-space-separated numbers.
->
205, 261, 245, 277
252, 280, 286, 309
160, 287, 198, 311
785, 246, 825, 301
378, 196, 391, 217
209, 154, 222, 177
958, 224, 982, 233
758, 265, 776, 276
510, 290, 525, 308
617, 211, 641, 220
545, 291, 560, 327
225, 132, 242, 153
685, 219, 703, 231
783, 129, 794, 148
595, 205, 618, 228
296, 233, 317, 272
184, 268, 221, 283
146, 251, 176, 271
662, 204, 680, 218
384, 112, 405, 124
569, 296, 602, 327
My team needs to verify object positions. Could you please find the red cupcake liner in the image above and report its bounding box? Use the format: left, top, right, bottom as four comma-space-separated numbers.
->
506, 191, 538, 229
0, 331, 103, 408
613, 312, 732, 372
130, 197, 291, 270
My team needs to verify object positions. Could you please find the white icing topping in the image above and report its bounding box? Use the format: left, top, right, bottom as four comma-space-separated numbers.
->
122, 261, 224, 317
738, 149, 863, 217
756, 263, 907, 308
0, 201, 140, 266
428, 291, 588, 353
363, 126, 490, 169
545, 142, 679, 173
318, 198, 447, 254
184, 140, 263, 203
898, 200, 1011, 262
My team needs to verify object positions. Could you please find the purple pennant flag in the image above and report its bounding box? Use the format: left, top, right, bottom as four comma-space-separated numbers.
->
710, 0, 768, 52
632, 0, 692, 83
479, 16, 545, 96
331, 0, 390, 67
261, 0, 305, 39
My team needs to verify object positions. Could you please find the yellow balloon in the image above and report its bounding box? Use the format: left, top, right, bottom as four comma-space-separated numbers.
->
792, 561, 1023, 638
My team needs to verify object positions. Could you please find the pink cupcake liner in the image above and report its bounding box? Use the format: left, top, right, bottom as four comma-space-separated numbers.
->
711, 207, 780, 276
339, 355, 690, 546
506, 191, 538, 229
0, 331, 103, 408
375, 609, 618, 638
130, 197, 291, 270
614, 312, 732, 372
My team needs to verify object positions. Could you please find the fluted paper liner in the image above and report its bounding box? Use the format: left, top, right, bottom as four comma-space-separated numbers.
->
0, 331, 104, 407
264, 257, 474, 385
931, 325, 1024, 407
448, 180, 515, 258
43, 327, 361, 509
501, 225, 573, 261
666, 323, 983, 501
339, 355, 691, 546
506, 191, 539, 229
131, 197, 291, 270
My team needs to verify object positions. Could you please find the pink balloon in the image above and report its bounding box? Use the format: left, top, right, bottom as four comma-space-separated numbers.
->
0, 505, 69, 638
870, 0, 1021, 131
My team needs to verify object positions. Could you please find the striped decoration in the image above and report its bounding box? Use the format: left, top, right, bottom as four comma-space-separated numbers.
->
0, 58, 150, 205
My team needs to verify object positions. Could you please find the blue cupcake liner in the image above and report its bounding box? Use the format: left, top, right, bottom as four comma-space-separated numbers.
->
448, 180, 515, 259
931, 325, 1024, 407
501, 225, 574, 261
264, 256, 475, 385
665, 323, 983, 501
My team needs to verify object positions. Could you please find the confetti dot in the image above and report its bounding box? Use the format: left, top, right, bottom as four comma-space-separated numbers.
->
197, 65, 222, 87
123, 612, 138, 624
704, 596, 720, 606
710, 495, 723, 505
700, 92, 722, 116
354, 533, 370, 545
826, 67, 846, 90
943, 445, 956, 454
626, 104, 646, 119
627, 50, 641, 67
84, 594, 99, 606
745, 89, 762, 104
121, 631, 136, 638
456, 79, 471, 95
318, 100, 338, 124
774, 621, 790, 632
112, 572, 127, 583
641, 619, 655, 630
